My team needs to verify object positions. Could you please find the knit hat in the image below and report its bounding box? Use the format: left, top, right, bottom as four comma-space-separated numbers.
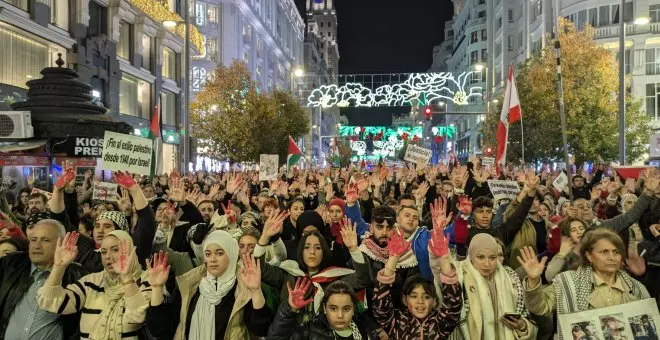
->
328, 198, 346, 214
295, 210, 325, 236
26, 212, 50, 227
96, 211, 129, 231
237, 211, 264, 232
152, 197, 177, 213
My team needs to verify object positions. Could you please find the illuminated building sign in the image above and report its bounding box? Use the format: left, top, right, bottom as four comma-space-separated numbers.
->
340, 125, 456, 158
307, 72, 482, 108
191, 67, 208, 92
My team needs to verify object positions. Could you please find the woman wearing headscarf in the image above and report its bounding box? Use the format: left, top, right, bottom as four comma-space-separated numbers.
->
520, 228, 650, 340
146, 230, 272, 339
37, 230, 152, 340
437, 233, 537, 340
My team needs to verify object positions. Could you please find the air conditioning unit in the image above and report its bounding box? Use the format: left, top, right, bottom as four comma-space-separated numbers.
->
0, 111, 34, 139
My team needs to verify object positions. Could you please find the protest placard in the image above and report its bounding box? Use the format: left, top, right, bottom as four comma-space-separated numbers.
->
30, 188, 52, 201
404, 145, 432, 164
552, 172, 568, 192
101, 131, 153, 175
482, 157, 495, 166
259, 154, 279, 181
558, 298, 660, 340
487, 180, 520, 202
92, 182, 118, 202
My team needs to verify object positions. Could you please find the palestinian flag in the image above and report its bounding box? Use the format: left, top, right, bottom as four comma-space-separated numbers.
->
148, 98, 161, 178
287, 136, 302, 172
332, 137, 341, 167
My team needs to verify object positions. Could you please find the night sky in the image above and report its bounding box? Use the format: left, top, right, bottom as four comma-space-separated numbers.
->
293, 0, 454, 125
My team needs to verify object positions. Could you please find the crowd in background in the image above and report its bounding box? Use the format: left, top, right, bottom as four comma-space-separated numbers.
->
0, 157, 658, 340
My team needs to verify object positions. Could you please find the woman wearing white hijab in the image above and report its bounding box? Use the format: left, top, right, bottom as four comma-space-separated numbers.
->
147, 230, 272, 340
37, 230, 152, 340
434, 233, 537, 340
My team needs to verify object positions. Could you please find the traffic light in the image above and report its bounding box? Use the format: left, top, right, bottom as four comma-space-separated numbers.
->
423, 106, 433, 121
424, 107, 432, 115
484, 146, 494, 156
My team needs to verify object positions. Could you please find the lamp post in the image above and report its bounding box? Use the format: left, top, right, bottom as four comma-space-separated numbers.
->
163, 10, 191, 171
618, 1, 650, 165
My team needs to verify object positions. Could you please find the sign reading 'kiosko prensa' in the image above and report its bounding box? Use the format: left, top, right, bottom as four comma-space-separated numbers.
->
101, 131, 153, 175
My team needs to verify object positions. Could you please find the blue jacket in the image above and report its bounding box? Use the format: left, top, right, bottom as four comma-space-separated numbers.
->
411, 227, 433, 281
345, 202, 370, 239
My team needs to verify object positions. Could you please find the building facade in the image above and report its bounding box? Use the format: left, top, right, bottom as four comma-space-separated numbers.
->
298, 0, 341, 166
0, 0, 198, 174
432, 0, 660, 160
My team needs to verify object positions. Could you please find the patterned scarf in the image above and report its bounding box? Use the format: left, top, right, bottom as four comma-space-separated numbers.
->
553, 265, 650, 340
333, 321, 362, 340
359, 237, 418, 268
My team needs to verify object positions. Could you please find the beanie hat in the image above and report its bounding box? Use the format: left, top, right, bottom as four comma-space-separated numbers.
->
26, 212, 50, 227
237, 211, 264, 232
547, 227, 562, 255
328, 198, 346, 214
295, 210, 325, 237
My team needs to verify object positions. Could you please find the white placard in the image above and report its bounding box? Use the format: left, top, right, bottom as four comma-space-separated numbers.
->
259, 154, 279, 181
650, 133, 660, 158
552, 172, 569, 192
482, 157, 495, 166
487, 180, 520, 202
558, 299, 660, 340
92, 182, 118, 202
404, 145, 432, 164
101, 131, 153, 175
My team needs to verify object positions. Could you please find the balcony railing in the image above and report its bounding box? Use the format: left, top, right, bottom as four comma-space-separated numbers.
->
595, 22, 660, 39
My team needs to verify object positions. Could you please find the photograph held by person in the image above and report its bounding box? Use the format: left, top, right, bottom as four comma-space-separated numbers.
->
147, 230, 272, 339
521, 228, 651, 339
0, 219, 87, 340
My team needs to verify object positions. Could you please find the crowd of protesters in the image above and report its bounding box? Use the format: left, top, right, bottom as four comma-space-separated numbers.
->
0, 156, 658, 340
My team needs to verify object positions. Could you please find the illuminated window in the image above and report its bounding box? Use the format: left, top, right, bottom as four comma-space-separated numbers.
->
162, 47, 176, 80
0, 25, 51, 89
142, 35, 152, 71
119, 74, 151, 119
208, 6, 218, 23
117, 21, 131, 60
160, 90, 176, 126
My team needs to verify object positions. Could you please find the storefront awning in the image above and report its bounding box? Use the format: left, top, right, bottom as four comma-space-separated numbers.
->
0, 139, 47, 153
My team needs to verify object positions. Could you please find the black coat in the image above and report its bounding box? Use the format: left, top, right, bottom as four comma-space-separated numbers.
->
267, 301, 377, 340
0, 252, 88, 340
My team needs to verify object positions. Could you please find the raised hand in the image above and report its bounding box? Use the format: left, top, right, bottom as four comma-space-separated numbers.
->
524, 170, 540, 193
226, 174, 244, 194
54, 232, 79, 268
166, 178, 186, 203
345, 183, 359, 204
626, 245, 646, 277
221, 201, 236, 223
262, 209, 289, 240
287, 277, 314, 311
112, 171, 137, 189
208, 183, 222, 199
517, 246, 547, 285
388, 228, 411, 257
429, 226, 449, 258
430, 198, 453, 231
356, 177, 370, 193
186, 188, 201, 205
457, 195, 472, 215
54, 167, 76, 189
239, 254, 262, 291
414, 182, 429, 201
116, 239, 137, 278
340, 217, 358, 251
146, 251, 170, 287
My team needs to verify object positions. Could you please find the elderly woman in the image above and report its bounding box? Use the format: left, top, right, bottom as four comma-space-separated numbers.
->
438, 233, 537, 340
147, 230, 272, 339
519, 228, 650, 339
37, 230, 152, 340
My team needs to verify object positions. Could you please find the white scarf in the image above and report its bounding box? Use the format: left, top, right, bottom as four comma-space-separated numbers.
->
462, 260, 518, 340
188, 230, 239, 340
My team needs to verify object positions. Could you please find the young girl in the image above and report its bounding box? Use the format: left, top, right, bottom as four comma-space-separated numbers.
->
372, 225, 463, 338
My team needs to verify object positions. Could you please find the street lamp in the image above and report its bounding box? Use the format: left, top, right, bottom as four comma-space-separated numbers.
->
618, 2, 650, 165
473, 63, 485, 72
294, 68, 305, 78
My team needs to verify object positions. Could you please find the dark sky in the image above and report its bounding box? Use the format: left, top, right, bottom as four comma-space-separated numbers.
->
294, 0, 454, 74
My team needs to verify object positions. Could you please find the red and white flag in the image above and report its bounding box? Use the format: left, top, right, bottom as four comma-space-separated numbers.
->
496, 65, 521, 174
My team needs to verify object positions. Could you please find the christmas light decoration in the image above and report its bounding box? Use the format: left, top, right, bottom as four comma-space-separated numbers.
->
307, 72, 482, 108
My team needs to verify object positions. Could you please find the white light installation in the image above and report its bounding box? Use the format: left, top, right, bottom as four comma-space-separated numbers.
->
350, 135, 405, 158
307, 72, 482, 107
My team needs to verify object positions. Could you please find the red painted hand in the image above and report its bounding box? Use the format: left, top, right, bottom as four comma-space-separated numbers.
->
112, 171, 137, 189
387, 228, 411, 257
429, 227, 450, 258
54, 169, 76, 189
287, 277, 314, 311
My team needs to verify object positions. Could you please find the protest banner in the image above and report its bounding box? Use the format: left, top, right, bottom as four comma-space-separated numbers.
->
259, 154, 279, 181
30, 188, 52, 201
482, 157, 495, 166
552, 172, 569, 192
558, 299, 660, 340
101, 131, 153, 175
404, 145, 432, 165
487, 180, 520, 202
92, 182, 118, 202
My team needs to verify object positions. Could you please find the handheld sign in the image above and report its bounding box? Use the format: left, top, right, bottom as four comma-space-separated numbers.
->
404, 145, 432, 165
92, 182, 118, 202
482, 157, 495, 166
259, 154, 279, 181
101, 131, 153, 176
552, 172, 569, 192
487, 180, 520, 202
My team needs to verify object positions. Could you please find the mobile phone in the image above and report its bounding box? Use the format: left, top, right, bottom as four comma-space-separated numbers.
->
504, 313, 521, 320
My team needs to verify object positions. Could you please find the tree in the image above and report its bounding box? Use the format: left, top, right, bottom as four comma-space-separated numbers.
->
481, 19, 650, 165
190, 61, 309, 164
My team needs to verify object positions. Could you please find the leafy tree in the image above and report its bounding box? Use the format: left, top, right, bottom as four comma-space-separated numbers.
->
190, 61, 309, 163
481, 19, 650, 164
